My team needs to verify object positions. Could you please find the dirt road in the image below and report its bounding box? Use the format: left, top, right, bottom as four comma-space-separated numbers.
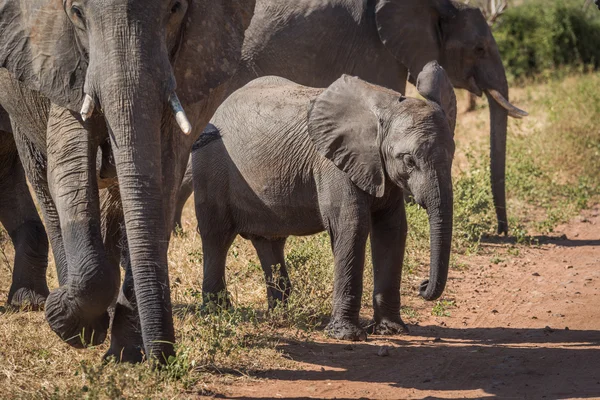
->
214, 206, 600, 399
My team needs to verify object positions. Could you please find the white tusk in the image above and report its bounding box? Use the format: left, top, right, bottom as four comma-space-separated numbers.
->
80, 94, 95, 122
169, 93, 192, 135
487, 89, 529, 119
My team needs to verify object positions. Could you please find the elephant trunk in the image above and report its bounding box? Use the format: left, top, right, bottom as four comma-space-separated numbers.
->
419, 170, 453, 301
486, 86, 509, 236
94, 20, 176, 362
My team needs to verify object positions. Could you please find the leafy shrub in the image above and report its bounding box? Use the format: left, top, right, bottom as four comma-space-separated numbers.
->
494, 0, 600, 79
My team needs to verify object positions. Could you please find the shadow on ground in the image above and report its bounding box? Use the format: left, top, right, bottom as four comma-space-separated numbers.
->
218, 325, 600, 399
481, 233, 600, 247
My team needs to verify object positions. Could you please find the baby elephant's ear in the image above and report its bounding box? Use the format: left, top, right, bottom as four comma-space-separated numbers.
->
308, 75, 396, 197
416, 61, 457, 134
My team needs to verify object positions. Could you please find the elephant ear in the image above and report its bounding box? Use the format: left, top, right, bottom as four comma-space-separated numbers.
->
0, 1, 87, 111
308, 75, 400, 198
375, 0, 457, 82
175, 0, 255, 106
416, 61, 457, 134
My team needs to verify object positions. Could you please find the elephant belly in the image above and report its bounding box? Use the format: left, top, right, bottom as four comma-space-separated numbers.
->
229, 174, 326, 239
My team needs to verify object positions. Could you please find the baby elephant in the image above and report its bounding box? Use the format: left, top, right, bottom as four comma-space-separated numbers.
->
193, 61, 456, 341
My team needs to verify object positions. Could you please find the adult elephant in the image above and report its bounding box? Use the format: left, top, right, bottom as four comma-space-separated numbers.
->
0, 106, 49, 310
175, 0, 528, 235
0, 0, 255, 363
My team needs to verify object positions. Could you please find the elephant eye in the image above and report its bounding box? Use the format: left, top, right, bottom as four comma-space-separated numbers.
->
403, 154, 417, 171
474, 46, 486, 58
71, 6, 84, 21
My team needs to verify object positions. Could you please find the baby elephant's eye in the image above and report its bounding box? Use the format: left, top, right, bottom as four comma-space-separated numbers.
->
403, 154, 416, 171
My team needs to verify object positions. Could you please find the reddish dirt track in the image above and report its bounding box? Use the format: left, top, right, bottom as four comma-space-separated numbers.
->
213, 206, 600, 399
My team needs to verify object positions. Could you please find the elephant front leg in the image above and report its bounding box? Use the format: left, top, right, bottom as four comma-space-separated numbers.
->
0, 130, 49, 310
369, 201, 409, 335
324, 208, 370, 342
44, 105, 120, 348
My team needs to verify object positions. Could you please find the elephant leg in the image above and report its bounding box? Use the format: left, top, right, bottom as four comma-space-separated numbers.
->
43, 105, 120, 348
251, 237, 291, 309
324, 207, 370, 342
200, 230, 236, 309
201, 233, 236, 308
11, 124, 69, 286
0, 130, 49, 310
173, 156, 193, 233
369, 201, 409, 335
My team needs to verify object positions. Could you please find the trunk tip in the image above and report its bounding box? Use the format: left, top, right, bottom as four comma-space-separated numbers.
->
418, 279, 444, 301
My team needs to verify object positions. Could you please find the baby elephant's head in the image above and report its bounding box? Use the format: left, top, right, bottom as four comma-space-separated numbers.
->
308, 62, 456, 300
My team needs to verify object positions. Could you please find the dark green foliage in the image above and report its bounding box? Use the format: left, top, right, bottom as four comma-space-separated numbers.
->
494, 0, 600, 79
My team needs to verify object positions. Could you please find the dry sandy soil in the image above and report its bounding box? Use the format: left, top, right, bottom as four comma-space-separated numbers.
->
211, 206, 600, 399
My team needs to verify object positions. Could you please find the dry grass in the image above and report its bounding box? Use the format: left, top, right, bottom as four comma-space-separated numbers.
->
1, 71, 599, 398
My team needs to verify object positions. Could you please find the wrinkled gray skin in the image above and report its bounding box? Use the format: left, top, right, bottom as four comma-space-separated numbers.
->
0, 106, 49, 309
0, 0, 255, 363
176, 0, 527, 235
193, 63, 456, 341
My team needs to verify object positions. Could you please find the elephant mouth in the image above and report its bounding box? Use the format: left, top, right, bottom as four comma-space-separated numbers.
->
466, 77, 483, 97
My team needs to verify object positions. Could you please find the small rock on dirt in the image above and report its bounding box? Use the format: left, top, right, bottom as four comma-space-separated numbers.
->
532, 272, 541, 276
377, 346, 390, 357
544, 326, 555, 333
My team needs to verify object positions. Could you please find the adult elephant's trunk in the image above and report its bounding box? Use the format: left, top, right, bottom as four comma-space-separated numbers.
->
486, 87, 509, 236
418, 171, 453, 301
92, 21, 178, 361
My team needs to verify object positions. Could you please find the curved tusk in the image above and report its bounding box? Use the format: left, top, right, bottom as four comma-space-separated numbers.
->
487, 89, 529, 119
80, 94, 95, 122
169, 93, 192, 135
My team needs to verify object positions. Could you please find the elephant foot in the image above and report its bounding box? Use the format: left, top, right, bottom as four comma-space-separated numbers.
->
104, 345, 145, 364
367, 317, 410, 335
7, 285, 49, 311
45, 287, 109, 348
266, 286, 291, 310
104, 298, 145, 363
201, 290, 232, 313
326, 317, 367, 341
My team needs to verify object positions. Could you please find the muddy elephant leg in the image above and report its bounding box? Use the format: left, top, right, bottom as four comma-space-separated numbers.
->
369, 200, 409, 335
43, 105, 120, 348
323, 206, 370, 342
251, 237, 291, 309
11, 124, 69, 287
0, 130, 49, 310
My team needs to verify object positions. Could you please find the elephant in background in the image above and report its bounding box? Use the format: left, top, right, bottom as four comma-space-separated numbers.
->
0, 106, 49, 309
192, 62, 456, 341
0, 0, 255, 363
175, 0, 527, 235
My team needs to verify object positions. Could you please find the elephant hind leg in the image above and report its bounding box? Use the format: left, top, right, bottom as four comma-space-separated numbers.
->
251, 237, 291, 309
0, 130, 49, 310
200, 229, 236, 310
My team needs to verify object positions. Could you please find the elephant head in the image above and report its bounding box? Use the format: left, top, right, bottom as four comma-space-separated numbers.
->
0, 0, 255, 360
308, 62, 456, 301
375, 0, 527, 234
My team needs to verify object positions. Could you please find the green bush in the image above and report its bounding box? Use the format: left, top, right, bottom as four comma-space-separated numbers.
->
494, 0, 600, 79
